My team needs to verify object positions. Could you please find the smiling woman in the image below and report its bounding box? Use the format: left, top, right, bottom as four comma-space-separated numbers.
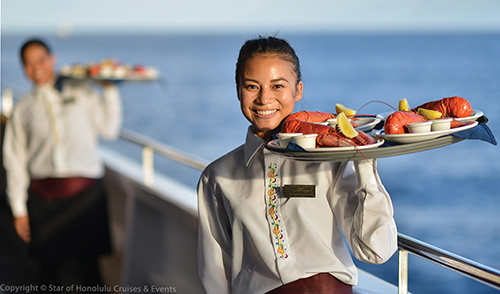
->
235, 37, 303, 139
197, 36, 398, 294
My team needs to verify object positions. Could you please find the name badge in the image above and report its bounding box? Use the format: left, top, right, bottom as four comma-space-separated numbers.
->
62, 97, 76, 105
283, 185, 316, 198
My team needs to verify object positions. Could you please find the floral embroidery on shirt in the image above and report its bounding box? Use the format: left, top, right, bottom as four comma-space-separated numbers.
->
267, 163, 288, 259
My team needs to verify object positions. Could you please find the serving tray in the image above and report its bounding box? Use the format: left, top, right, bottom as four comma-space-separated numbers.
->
266, 135, 465, 162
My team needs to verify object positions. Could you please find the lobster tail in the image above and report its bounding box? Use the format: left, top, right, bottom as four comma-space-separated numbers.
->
281, 119, 334, 135
281, 119, 376, 147
384, 111, 427, 134
412, 96, 473, 118
286, 111, 336, 123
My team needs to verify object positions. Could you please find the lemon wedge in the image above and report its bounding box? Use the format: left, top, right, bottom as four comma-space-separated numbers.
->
337, 112, 358, 138
398, 98, 410, 111
335, 104, 357, 117
417, 108, 442, 120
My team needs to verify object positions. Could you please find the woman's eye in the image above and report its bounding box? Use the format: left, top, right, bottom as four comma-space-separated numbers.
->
273, 84, 284, 89
245, 84, 258, 90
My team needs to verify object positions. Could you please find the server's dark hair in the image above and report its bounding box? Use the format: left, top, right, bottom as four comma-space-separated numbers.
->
20, 38, 52, 64
235, 36, 301, 87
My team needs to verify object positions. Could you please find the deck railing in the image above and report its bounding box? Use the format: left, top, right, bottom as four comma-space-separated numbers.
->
117, 127, 500, 293
118, 128, 210, 186
397, 234, 500, 293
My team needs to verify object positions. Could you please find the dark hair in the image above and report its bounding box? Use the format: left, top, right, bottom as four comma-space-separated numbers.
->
235, 36, 301, 88
20, 38, 52, 64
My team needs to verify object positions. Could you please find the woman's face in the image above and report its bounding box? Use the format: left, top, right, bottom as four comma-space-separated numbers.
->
238, 54, 303, 139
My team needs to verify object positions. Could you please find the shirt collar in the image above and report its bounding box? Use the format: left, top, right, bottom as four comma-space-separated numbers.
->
33, 79, 57, 96
244, 126, 265, 166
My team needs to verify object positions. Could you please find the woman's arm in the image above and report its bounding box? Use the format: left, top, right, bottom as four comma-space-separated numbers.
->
197, 173, 232, 294
333, 159, 398, 264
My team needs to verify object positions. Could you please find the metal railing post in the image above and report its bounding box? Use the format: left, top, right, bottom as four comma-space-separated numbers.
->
2, 88, 14, 118
398, 249, 409, 294
142, 146, 154, 186
398, 233, 500, 291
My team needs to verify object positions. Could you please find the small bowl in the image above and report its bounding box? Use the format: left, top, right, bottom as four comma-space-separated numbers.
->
431, 118, 453, 131
277, 133, 303, 147
292, 134, 318, 149
327, 119, 338, 128
408, 121, 432, 133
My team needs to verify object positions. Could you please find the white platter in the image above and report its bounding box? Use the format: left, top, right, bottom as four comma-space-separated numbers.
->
353, 116, 383, 132
377, 109, 483, 122
59, 73, 158, 82
267, 138, 385, 152
265, 135, 466, 162
454, 110, 483, 122
376, 121, 478, 144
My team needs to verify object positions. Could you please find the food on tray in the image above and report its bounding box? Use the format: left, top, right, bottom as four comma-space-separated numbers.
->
398, 98, 410, 111
335, 103, 357, 117
287, 110, 362, 128
411, 96, 473, 118
281, 111, 377, 148
60, 58, 159, 80
417, 108, 443, 120
337, 112, 358, 138
384, 111, 428, 134
287, 110, 336, 123
384, 96, 476, 134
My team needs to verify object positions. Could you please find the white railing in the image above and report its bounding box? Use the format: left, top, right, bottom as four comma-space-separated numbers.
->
118, 128, 209, 186
397, 233, 500, 293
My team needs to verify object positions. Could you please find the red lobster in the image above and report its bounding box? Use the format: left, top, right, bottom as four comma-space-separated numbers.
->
385, 96, 473, 134
282, 119, 376, 147
287, 110, 336, 122
286, 110, 360, 127
411, 96, 473, 118
384, 111, 427, 134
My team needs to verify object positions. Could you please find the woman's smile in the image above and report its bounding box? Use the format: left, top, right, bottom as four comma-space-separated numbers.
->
238, 54, 303, 139
255, 109, 278, 116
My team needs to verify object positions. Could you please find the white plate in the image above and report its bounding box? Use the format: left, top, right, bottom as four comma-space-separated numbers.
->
60, 73, 158, 82
353, 116, 383, 132
377, 109, 483, 122
376, 121, 478, 144
265, 135, 465, 162
455, 109, 483, 122
267, 138, 385, 152
310, 115, 381, 131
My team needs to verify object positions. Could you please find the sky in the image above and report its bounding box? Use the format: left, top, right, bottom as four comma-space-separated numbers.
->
2, 0, 500, 36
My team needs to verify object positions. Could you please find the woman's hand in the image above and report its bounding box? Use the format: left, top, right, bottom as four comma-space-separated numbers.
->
96, 80, 120, 87
14, 216, 31, 243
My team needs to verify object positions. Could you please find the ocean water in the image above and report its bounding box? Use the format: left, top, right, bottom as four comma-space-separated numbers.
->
2, 33, 500, 293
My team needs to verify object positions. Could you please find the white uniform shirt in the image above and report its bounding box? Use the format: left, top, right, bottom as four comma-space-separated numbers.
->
197, 127, 398, 294
3, 79, 122, 217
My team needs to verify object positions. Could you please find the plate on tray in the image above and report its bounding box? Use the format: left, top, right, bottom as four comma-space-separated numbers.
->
353, 115, 383, 132
455, 110, 483, 122
59, 60, 159, 82
267, 138, 385, 152
265, 135, 465, 162
375, 121, 478, 144
377, 109, 484, 122
59, 73, 159, 82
